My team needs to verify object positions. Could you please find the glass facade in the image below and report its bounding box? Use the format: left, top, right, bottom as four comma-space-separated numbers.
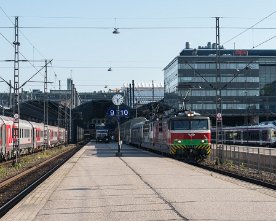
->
164, 49, 276, 125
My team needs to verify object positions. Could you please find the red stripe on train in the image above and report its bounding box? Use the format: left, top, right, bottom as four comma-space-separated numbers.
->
171, 132, 211, 141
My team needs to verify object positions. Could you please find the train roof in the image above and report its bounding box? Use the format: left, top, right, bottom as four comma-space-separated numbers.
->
162, 110, 210, 120
131, 121, 147, 128
168, 115, 210, 120
121, 117, 147, 127
216, 124, 276, 131
259, 121, 276, 127
0, 115, 14, 123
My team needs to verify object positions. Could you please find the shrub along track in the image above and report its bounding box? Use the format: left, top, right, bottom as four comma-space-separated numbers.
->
0, 143, 85, 218
196, 159, 276, 190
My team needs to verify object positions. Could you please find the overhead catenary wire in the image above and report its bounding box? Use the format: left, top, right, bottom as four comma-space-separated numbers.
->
0, 7, 46, 59
253, 35, 276, 48
0, 29, 47, 81
0, 7, 275, 95
181, 11, 276, 92
0, 7, 57, 86
1, 15, 274, 20
223, 10, 276, 45
0, 26, 276, 30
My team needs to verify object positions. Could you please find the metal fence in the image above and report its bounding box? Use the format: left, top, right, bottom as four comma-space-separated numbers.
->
210, 144, 276, 180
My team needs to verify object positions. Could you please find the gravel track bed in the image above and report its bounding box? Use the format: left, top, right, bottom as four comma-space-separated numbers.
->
0, 144, 83, 208
199, 159, 276, 189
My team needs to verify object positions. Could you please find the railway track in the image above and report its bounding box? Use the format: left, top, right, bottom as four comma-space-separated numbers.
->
0, 143, 85, 218
195, 160, 276, 190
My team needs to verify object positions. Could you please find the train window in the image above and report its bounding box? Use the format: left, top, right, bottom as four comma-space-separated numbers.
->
172, 120, 189, 130
225, 131, 235, 140
191, 120, 208, 130
236, 131, 241, 140
262, 130, 268, 140
246, 130, 259, 141
159, 123, 162, 132
143, 124, 149, 133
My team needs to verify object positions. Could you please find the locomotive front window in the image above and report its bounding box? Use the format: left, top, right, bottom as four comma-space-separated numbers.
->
190, 120, 209, 130
172, 120, 189, 130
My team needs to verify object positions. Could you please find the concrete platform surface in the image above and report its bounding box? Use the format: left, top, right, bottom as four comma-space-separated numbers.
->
2, 142, 276, 221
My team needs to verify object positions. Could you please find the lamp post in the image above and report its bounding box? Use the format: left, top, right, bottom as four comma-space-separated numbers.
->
116, 105, 122, 156
112, 94, 124, 156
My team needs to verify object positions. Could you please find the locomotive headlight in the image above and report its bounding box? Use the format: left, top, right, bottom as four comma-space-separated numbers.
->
178, 140, 181, 143
201, 139, 205, 143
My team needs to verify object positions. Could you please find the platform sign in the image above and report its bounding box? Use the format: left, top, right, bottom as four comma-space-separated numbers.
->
119, 109, 129, 117
109, 109, 116, 116
108, 108, 129, 117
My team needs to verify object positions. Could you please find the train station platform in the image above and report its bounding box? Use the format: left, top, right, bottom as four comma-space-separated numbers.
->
2, 142, 276, 221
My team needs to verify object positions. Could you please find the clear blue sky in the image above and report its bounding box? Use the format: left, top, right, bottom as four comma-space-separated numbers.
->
0, 0, 275, 93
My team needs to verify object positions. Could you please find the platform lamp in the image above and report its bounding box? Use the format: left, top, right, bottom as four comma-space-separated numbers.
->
112, 94, 124, 156
112, 28, 120, 34
112, 18, 120, 34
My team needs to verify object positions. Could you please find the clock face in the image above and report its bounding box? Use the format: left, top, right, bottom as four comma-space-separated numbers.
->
112, 94, 124, 105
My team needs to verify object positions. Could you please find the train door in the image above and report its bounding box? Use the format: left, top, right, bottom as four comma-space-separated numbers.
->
0, 124, 4, 159
0, 122, 8, 160
32, 127, 36, 149
149, 122, 153, 145
142, 123, 149, 144
158, 121, 164, 144
6, 123, 13, 154
163, 120, 169, 144
162, 120, 168, 144
48, 128, 52, 146
153, 121, 159, 146
270, 129, 276, 146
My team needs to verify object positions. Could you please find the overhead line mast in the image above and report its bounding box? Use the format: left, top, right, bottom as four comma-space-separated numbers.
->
44, 59, 49, 151
13, 16, 20, 163
215, 17, 223, 161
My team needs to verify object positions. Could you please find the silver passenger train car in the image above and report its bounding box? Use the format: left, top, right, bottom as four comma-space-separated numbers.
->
212, 121, 276, 147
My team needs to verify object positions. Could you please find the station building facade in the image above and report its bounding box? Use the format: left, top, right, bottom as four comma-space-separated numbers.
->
122, 82, 164, 108
164, 44, 276, 125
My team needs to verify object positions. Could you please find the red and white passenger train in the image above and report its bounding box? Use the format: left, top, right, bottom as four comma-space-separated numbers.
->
120, 111, 211, 161
0, 115, 66, 161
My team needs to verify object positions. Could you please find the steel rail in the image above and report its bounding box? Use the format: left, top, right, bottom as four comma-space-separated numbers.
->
194, 162, 276, 190
0, 144, 83, 218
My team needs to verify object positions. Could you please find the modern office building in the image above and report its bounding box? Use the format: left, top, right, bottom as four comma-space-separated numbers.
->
164, 42, 276, 125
